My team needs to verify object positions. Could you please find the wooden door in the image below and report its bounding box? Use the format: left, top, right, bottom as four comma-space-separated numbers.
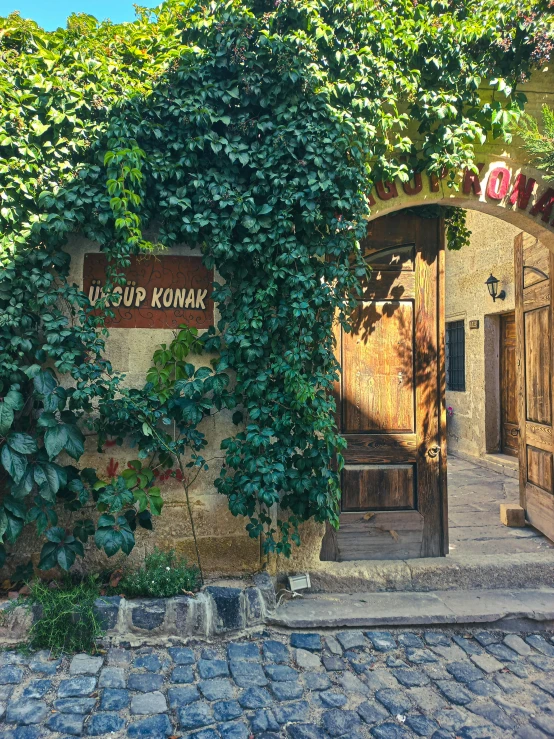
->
515, 234, 554, 542
321, 212, 447, 561
500, 312, 519, 457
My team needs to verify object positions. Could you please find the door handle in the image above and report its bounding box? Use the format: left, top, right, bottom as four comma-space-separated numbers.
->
427, 445, 441, 458
510, 428, 520, 436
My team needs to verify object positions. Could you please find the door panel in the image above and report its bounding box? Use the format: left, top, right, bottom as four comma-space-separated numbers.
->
500, 312, 518, 456
524, 307, 551, 424
341, 464, 415, 511
515, 233, 554, 542
321, 213, 446, 561
342, 301, 414, 433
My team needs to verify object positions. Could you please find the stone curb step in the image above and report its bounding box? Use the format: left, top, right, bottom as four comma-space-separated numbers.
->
299, 551, 554, 593
268, 587, 554, 629
0, 573, 276, 644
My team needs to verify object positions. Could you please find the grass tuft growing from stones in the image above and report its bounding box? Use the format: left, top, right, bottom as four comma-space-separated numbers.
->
27, 577, 104, 656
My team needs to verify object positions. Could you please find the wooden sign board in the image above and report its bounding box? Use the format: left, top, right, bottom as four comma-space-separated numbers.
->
83, 254, 214, 329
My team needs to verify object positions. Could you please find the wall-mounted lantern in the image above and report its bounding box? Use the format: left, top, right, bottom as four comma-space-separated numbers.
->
485, 273, 506, 302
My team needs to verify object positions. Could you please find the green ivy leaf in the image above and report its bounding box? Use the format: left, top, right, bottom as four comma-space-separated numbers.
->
44, 425, 68, 460
7, 433, 38, 455
1, 445, 28, 483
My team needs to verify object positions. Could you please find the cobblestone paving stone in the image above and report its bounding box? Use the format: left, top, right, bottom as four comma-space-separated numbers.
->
0, 628, 553, 738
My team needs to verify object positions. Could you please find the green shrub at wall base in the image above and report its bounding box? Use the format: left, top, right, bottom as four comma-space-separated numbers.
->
118, 548, 200, 598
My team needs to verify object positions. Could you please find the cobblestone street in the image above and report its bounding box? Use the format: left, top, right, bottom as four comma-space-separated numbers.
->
0, 628, 553, 739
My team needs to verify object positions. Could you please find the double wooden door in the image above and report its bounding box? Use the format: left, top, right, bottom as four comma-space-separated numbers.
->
515, 234, 554, 542
321, 213, 447, 561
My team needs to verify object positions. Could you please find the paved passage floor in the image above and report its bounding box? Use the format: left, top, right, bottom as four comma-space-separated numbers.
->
1, 627, 554, 738
447, 456, 554, 556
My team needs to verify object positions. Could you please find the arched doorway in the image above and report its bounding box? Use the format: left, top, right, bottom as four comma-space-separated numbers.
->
321, 194, 554, 562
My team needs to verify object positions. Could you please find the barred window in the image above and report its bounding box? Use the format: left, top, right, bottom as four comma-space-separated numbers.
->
446, 320, 465, 392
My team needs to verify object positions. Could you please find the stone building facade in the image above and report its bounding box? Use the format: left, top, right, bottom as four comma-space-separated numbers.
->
4, 68, 554, 579
445, 211, 520, 470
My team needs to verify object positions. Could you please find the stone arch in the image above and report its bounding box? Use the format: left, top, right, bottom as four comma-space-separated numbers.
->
367, 158, 554, 250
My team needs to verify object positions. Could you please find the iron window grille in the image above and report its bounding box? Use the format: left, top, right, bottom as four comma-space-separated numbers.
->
446, 320, 465, 392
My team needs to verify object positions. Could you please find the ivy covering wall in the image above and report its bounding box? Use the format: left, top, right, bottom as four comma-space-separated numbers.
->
0, 0, 552, 571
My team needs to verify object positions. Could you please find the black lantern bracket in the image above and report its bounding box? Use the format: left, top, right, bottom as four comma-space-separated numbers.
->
485, 273, 506, 302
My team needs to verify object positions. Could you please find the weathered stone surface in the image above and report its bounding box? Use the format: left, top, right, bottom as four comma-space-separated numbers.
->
470, 653, 504, 674
99, 667, 126, 688
22, 680, 51, 699
467, 679, 501, 697
28, 657, 60, 675
230, 660, 268, 688
446, 661, 485, 683
435, 680, 473, 705
227, 643, 260, 662
100, 689, 130, 711
133, 654, 164, 672
357, 702, 389, 724
107, 647, 131, 665
218, 719, 250, 739
272, 701, 309, 724
131, 600, 166, 631
127, 673, 164, 692
207, 587, 244, 632
303, 672, 331, 691
290, 634, 322, 652
53, 698, 96, 714
45, 712, 84, 736
295, 649, 321, 669
336, 631, 366, 651
365, 631, 397, 652
265, 664, 298, 682
245, 589, 264, 624
199, 678, 235, 701
171, 665, 194, 683
69, 654, 103, 676
168, 647, 195, 665
179, 701, 215, 730
168, 686, 200, 708
58, 677, 97, 698
375, 688, 412, 715
94, 596, 121, 630
322, 709, 361, 737
270, 681, 303, 701
198, 659, 229, 680
320, 691, 347, 708
238, 687, 272, 709
287, 723, 326, 739
0, 667, 23, 685
127, 714, 173, 737
393, 669, 430, 688
526, 634, 554, 657
6, 700, 48, 725
130, 691, 167, 715
87, 712, 126, 735
213, 700, 243, 722
322, 656, 345, 672
263, 640, 289, 664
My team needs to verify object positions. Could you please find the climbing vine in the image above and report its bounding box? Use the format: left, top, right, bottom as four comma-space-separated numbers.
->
0, 0, 552, 568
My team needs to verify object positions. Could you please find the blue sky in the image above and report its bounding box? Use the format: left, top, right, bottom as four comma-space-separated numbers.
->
1, 1, 156, 29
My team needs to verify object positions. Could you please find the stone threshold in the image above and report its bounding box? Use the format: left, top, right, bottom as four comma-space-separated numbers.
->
296, 550, 554, 594
269, 587, 554, 629
450, 449, 519, 479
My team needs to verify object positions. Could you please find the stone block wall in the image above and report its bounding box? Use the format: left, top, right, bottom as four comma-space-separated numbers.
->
445, 211, 520, 459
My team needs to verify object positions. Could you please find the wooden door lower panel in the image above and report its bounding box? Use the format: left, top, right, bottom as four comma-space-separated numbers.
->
321, 511, 424, 561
